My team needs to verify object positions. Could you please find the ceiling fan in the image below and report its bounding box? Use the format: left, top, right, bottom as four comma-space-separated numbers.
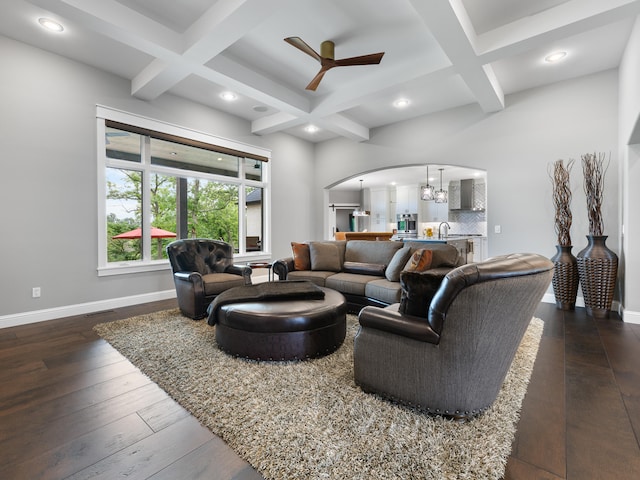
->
284, 37, 384, 91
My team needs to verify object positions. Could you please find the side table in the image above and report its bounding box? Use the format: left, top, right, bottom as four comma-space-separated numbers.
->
247, 262, 273, 281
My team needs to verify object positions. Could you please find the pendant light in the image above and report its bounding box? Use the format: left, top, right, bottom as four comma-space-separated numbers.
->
420, 164, 435, 201
434, 168, 448, 203
353, 179, 370, 217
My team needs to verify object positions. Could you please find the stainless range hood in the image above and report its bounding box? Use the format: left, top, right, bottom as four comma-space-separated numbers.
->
450, 179, 485, 212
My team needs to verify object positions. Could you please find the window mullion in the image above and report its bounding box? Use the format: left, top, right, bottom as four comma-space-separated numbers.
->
141, 135, 152, 262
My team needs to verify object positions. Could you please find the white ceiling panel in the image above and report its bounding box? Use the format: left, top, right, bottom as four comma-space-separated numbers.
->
114, 0, 216, 33
491, 17, 635, 95
461, 0, 572, 35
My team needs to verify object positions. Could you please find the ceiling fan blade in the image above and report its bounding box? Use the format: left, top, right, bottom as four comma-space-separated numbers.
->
305, 66, 332, 91
284, 37, 322, 62
335, 52, 385, 67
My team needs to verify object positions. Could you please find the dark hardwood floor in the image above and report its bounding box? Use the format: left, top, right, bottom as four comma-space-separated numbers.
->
1, 300, 639, 479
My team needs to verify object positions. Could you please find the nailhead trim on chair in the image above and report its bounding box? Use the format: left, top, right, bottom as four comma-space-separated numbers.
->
220, 342, 341, 362
360, 385, 489, 421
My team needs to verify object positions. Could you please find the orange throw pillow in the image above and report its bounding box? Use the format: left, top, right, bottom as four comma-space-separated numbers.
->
291, 242, 311, 271
404, 249, 433, 272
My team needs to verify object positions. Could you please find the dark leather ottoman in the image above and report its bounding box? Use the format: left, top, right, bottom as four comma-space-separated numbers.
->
215, 287, 347, 361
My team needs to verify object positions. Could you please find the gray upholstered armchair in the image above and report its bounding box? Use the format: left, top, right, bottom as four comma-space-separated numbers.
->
353, 253, 553, 419
167, 239, 252, 320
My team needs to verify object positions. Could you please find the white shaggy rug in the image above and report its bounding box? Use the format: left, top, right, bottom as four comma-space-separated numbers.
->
94, 311, 543, 480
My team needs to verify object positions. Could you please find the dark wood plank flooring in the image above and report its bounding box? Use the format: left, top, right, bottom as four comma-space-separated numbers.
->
1, 300, 639, 479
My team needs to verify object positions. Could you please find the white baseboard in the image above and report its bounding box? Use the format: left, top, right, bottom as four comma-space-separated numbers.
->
621, 309, 640, 324
0, 290, 177, 329
542, 294, 631, 321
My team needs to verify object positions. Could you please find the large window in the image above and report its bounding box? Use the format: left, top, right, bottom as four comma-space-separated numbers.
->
97, 107, 270, 275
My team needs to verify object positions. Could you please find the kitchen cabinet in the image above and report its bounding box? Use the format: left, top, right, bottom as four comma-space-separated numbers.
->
388, 188, 397, 222
395, 185, 418, 215
420, 200, 448, 222
448, 180, 461, 210
461, 237, 488, 263
472, 237, 488, 262
369, 187, 389, 230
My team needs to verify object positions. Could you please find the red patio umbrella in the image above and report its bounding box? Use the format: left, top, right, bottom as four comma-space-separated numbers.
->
112, 227, 177, 239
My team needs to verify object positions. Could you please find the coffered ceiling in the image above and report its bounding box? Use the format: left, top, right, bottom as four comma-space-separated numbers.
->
1, 0, 638, 144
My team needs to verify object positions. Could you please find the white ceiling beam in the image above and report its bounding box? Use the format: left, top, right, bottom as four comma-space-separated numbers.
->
251, 110, 370, 142
132, 0, 294, 100
477, 0, 640, 61
182, 0, 292, 62
131, 57, 192, 101
409, 0, 505, 112
251, 112, 305, 136
315, 114, 370, 142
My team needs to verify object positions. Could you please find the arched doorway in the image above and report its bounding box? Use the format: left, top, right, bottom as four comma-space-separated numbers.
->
325, 164, 488, 261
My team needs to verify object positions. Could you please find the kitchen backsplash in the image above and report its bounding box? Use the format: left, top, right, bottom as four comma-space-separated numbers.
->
420, 217, 487, 236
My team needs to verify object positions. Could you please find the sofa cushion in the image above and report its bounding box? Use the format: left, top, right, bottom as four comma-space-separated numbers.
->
326, 272, 379, 296
385, 246, 412, 281
404, 249, 433, 272
365, 279, 403, 305
287, 270, 336, 287
343, 261, 386, 276
344, 240, 403, 265
398, 270, 446, 317
291, 242, 311, 271
309, 242, 342, 271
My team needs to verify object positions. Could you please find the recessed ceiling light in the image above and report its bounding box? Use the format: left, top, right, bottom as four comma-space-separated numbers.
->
305, 125, 319, 133
38, 17, 64, 32
393, 98, 410, 108
252, 105, 268, 112
544, 51, 567, 63
220, 91, 238, 101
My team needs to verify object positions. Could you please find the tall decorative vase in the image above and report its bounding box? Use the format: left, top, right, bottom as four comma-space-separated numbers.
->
576, 235, 618, 318
550, 245, 579, 310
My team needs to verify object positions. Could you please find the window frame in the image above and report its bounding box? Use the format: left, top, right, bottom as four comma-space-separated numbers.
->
96, 105, 271, 277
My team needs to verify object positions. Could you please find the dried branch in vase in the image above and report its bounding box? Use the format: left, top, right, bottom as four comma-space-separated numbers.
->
581, 152, 608, 236
549, 159, 574, 246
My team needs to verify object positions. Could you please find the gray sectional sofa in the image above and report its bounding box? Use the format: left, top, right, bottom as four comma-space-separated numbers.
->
272, 240, 461, 312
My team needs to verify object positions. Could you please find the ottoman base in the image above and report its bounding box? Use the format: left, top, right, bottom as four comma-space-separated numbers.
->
216, 321, 346, 361
215, 287, 347, 361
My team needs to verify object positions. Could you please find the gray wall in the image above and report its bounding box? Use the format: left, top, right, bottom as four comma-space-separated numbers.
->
314, 70, 620, 305
0, 35, 314, 318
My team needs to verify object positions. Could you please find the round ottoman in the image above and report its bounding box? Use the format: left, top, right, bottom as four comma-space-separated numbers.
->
215, 287, 347, 361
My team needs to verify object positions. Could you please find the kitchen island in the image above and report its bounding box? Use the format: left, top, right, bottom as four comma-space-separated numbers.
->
404, 235, 486, 263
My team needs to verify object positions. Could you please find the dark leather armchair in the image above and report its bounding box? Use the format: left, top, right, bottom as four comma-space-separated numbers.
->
167, 239, 252, 319
354, 253, 553, 419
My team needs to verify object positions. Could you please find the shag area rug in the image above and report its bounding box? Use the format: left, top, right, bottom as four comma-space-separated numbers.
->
94, 311, 543, 480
